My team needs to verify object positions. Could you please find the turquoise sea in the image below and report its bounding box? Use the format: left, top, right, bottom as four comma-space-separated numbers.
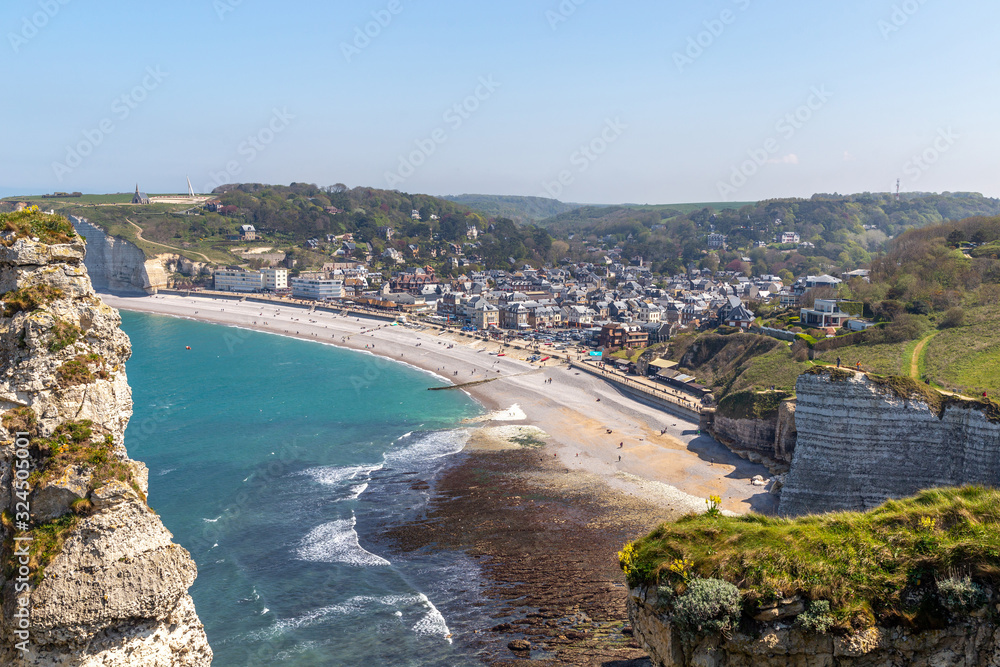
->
120, 311, 489, 666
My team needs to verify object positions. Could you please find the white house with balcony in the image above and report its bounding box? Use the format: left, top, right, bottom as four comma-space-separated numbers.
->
800, 299, 852, 329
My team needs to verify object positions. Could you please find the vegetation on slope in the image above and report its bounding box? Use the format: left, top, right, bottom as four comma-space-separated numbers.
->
539, 192, 1000, 275
665, 333, 810, 400
28, 419, 135, 493
55, 353, 109, 388
1, 412, 140, 585
443, 193, 585, 222
622, 486, 1000, 633
0, 207, 76, 245
1, 284, 64, 317
715, 389, 792, 421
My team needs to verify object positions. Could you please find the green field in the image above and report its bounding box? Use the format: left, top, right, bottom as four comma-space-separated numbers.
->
924, 316, 1000, 397
813, 340, 913, 377
728, 346, 811, 394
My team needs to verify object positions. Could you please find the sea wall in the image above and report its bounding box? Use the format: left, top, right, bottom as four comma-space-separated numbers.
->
0, 233, 211, 664
627, 587, 1000, 667
70, 218, 168, 294
779, 369, 1000, 516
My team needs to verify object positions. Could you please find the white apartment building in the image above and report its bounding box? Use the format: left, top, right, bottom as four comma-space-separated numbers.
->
290, 277, 345, 301
261, 268, 288, 291
214, 269, 264, 293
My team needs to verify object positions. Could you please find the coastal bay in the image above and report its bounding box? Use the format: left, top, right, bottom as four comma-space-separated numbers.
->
106, 292, 774, 664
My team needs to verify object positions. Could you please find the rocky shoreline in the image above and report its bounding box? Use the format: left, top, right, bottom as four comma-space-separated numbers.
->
385, 440, 677, 666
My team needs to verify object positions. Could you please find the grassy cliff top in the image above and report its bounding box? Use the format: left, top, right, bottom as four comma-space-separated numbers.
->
0, 207, 76, 246
622, 486, 1000, 631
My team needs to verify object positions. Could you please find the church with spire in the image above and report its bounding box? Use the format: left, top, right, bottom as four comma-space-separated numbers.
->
132, 184, 150, 205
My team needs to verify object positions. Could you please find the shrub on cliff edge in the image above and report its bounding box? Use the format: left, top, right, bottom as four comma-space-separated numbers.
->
937, 575, 987, 614
672, 578, 741, 635
621, 486, 1000, 633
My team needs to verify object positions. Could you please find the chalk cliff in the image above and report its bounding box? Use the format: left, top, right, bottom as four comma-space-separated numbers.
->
709, 392, 797, 474
627, 586, 1000, 667
779, 368, 1000, 516
0, 219, 211, 664
70, 218, 167, 294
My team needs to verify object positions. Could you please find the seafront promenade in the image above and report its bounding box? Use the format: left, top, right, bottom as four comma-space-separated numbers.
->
570, 359, 704, 419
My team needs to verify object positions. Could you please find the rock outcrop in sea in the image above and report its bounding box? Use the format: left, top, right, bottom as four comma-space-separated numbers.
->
0, 217, 211, 665
779, 368, 1000, 516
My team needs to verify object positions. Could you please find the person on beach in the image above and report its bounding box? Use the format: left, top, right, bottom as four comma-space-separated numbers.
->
836, 356, 841, 367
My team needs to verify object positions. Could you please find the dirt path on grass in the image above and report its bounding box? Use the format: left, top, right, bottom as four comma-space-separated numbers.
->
125, 218, 213, 263
910, 333, 937, 379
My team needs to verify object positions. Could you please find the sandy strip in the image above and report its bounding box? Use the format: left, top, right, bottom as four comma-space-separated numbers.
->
101, 292, 776, 515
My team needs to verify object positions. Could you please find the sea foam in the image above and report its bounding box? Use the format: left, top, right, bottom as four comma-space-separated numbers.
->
296, 515, 390, 567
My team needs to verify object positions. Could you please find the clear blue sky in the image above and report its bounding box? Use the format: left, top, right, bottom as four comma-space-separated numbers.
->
2, 0, 998, 204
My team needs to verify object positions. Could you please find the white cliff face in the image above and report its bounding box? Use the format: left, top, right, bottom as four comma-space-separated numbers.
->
627, 587, 1000, 667
709, 398, 797, 474
779, 370, 1000, 517
0, 234, 211, 665
70, 219, 168, 294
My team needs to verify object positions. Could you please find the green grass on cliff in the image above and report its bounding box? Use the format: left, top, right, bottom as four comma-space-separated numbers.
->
715, 389, 793, 421
924, 315, 1000, 397
812, 339, 913, 377
0, 207, 76, 245
622, 486, 1000, 632
2, 284, 65, 317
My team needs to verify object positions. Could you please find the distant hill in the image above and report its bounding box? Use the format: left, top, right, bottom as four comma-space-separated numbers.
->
442, 194, 589, 223
8, 184, 557, 272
